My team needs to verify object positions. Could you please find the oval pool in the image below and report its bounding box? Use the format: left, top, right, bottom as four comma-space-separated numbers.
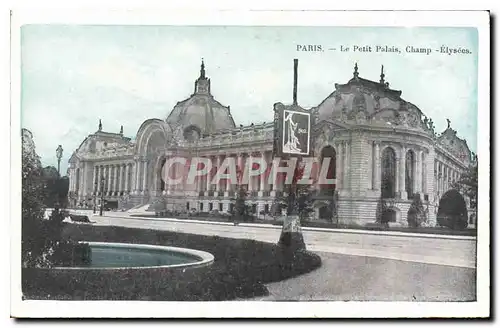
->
57, 242, 214, 270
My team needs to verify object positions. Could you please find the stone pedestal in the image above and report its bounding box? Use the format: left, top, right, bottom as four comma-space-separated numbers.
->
278, 215, 306, 252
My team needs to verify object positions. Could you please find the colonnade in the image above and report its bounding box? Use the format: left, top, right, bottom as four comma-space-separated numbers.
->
92, 163, 133, 196
158, 150, 280, 196
435, 160, 461, 197
373, 143, 427, 200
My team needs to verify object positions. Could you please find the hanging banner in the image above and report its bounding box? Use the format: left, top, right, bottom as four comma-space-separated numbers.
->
273, 102, 312, 157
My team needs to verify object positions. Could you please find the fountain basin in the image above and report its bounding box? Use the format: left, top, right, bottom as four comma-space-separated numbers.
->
55, 242, 215, 270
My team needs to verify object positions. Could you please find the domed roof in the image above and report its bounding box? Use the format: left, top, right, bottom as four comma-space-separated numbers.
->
166, 60, 236, 136
314, 63, 407, 121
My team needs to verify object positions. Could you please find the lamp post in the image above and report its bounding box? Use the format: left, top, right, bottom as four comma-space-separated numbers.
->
99, 175, 106, 216
56, 145, 63, 176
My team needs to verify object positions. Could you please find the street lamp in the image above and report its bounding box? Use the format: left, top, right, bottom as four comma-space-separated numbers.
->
56, 145, 63, 176
99, 175, 106, 216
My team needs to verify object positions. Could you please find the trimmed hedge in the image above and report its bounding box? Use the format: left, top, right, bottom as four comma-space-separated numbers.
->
22, 224, 322, 301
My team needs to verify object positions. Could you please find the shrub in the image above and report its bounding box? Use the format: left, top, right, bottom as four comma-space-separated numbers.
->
22, 129, 89, 268
407, 193, 427, 228
23, 225, 322, 301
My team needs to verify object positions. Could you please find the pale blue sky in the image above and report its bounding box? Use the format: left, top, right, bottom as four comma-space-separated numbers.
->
21, 25, 478, 174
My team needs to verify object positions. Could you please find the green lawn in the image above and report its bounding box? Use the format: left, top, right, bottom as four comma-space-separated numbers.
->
22, 223, 322, 301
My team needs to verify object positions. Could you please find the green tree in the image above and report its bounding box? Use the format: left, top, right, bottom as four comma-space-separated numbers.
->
407, 193, 427, 228
452, 163, 478, 210
375, 196, 389, 226
22, 130, 50, 267
41, 166, 69, 208
274, 165, 314, 222
234, 184, 251, 222
22, 129, 89, 269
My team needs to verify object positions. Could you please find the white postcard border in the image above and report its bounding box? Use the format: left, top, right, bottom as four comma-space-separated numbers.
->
9, 9, 490, 318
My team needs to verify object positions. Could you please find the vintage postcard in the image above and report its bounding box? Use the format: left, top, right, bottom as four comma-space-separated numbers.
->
10, 9, 490, 318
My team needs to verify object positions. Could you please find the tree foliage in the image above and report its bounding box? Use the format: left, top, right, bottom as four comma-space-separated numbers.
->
22, 131, 50, 267
452, 164, 478, 210
42, 166, 69, 208
437, 190, 468, 230
407, 193, 427, 228
375, 196, 389, 225
234, 185, 248, 217
274, 163, 314, 222
22, 130, 89, 268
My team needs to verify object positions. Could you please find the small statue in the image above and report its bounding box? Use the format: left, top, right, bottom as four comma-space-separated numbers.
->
429, 118, 435, 134
446, 118, 451, 129
56, 145, 63, 159
423, 116, 429, 129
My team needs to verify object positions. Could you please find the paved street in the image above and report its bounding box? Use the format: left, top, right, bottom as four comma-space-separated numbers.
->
65, 211, 476, 301
255, 252, 476, 301
88, 213, 476, 269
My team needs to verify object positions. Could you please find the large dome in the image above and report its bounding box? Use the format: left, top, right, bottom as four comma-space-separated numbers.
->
166, 60, 236, 138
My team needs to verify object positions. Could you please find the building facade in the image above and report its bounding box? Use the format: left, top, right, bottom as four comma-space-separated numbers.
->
67, 61, 476, 227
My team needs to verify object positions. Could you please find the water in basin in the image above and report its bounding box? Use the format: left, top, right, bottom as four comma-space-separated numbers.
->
87, 244, 202, 268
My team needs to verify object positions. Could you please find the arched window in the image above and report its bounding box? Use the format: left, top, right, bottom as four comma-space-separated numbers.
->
381, 147, 396, 198
319, 146, 336, 194
406, 150, 415, 199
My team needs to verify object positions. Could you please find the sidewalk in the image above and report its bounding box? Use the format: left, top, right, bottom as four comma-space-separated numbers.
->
98, 213, 476, 241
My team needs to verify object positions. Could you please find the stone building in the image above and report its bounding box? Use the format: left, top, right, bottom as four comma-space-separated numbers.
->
67, 61, 476, 227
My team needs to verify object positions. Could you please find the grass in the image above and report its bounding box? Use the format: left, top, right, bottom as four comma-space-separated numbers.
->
22, 223, 322, 301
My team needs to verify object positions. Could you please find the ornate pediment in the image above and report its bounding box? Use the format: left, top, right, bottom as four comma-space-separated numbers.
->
313, 118, 350, 134
438, 123, 472, 164
312, 119, 349, 151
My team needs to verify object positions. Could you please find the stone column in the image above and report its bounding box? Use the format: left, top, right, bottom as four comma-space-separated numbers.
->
77, 165, 83, 197
443, 164, 448, 194
91, 165, 97, 195
125, 164, 130, 193
142, 158, 148, 195
373, 142, 380, 190
82, 162, 88, 198
110, 165, 116, 195
205, 156, 211, 192
422, 153, 427, 196
337, 141, 343, 190
135, 159, 142, 194
107, 165, 113, 196
343, 141, 349, 190
260, 151, 267, 195
237, 153, 243, 191
215, 155, 221, 193
118, 164, 124, 194
446, 166, 449, 191
436, 162, 440, 195
115, 165, 120, 195
96, 166, 101, 193
399, 146, 407, 200
248, 153, 254, 192
415, 150, 422, 194
440, 163, 444, 195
